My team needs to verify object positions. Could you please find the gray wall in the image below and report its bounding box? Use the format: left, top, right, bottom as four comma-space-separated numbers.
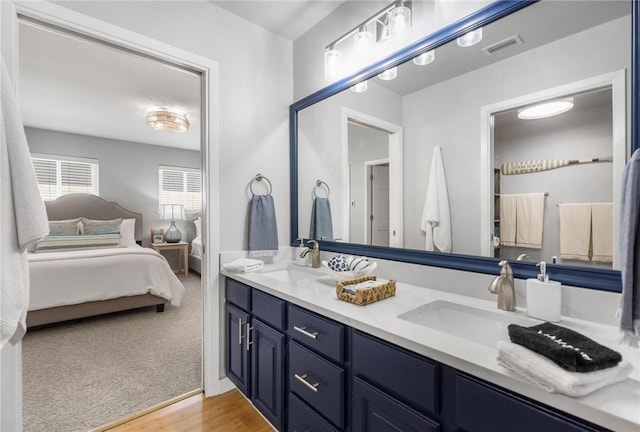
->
495, 101, 613, 268
401, 15, 630, 254
26, 127, 201, 247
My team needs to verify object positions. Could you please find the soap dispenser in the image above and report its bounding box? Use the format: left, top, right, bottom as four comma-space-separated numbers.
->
295, 238, 308, 266
526, 261, 562, 322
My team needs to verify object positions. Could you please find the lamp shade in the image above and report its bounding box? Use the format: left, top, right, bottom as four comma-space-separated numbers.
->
161, 204, 185, 221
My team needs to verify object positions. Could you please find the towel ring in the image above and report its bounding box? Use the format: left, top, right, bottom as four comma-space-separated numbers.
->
313, 180, 330, 199
250, 173, 272, 195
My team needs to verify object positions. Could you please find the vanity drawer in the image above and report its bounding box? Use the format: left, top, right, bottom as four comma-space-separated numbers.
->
455, 374, 604, 432
251, 289, 285, 331
225, 278, 251, 311
288, 393, 339, 432
352, 331, 439, 416
289, 341, 345, 429
288, 305, 344, 363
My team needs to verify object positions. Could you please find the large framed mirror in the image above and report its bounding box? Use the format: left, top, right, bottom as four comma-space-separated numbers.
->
290, 0, 639, 291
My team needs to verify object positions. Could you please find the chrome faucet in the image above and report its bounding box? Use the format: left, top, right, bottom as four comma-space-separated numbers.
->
300, 240, 321, 268
488, 260, 516, 311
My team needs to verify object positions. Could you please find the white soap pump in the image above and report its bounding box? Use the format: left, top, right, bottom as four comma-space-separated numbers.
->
526, 261, 562, 322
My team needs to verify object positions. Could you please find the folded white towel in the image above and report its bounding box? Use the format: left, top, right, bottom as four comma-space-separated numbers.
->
222, 258, 264, 273
497, 341, 632, 397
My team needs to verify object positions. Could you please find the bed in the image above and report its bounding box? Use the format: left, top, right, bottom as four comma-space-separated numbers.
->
27, 193, 185, 327
188, 215, 202, 274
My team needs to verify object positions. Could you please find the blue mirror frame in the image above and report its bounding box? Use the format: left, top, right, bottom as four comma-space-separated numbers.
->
290, 0, 639, 292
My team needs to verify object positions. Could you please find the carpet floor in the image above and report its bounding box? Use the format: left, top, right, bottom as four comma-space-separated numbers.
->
22, 272, 202, 432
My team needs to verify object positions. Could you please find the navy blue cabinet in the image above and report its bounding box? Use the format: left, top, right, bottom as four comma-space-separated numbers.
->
225, 281, 285, 431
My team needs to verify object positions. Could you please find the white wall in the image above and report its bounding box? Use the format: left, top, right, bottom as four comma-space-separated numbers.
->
401, 15, 630, 254
26, 127, 201, 247
56, 0, 293, 254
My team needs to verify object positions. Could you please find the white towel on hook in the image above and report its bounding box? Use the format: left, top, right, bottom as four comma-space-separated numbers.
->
1, 58, 49, 348
421, 146, 451, 253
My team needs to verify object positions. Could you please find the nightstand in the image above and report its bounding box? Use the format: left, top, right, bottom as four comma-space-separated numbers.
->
151, 241, 189, 278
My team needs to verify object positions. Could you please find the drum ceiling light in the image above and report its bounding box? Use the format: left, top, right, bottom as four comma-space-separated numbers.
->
145, 107, 190, 132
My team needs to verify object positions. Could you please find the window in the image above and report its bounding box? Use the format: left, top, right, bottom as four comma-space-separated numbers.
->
31, 154, 99, 201
159, 165, 201, 211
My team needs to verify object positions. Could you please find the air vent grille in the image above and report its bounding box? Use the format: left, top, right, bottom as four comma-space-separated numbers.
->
482, 34, 524, 55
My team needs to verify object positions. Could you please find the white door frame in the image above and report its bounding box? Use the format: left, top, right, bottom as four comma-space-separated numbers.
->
0, 2, 224, 430
342, 108, 403, 247
363, 158, 390, 244
479, 70, 626, 266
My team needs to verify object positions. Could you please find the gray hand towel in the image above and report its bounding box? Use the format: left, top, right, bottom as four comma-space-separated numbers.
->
619, 148, 640, 346
309, 197, 333, 241
248, 194, 278, 257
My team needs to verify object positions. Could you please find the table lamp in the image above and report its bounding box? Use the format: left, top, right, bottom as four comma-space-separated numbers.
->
161, 204, 185, 243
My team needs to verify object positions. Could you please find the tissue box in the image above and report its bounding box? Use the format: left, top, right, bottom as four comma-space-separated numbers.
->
336, 276, 396, 306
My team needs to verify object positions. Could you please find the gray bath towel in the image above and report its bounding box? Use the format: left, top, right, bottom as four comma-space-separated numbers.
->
620, 148, 640, 346
309, 197, 333, 241
248, 194, 278, 257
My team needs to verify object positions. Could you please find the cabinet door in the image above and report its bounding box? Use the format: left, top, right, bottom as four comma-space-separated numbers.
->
353, 378, 440, 432
226, 303, 250, 396
251, 318, 285, 430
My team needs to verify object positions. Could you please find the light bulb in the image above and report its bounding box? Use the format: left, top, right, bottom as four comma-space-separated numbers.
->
378, 67, 397, 81
389, 4, 411, 35
324, 48, 342, 82
413, 50, 435, 66
354, 27, 372, 48
457, 27, 483, 47
351, 81, 368, 93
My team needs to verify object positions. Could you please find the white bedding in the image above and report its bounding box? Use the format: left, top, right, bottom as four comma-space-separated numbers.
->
28, 245, 185, 311
191, 236, 202, 258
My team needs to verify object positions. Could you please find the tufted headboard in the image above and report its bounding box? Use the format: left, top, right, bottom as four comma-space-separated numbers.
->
44, 193, 143, 243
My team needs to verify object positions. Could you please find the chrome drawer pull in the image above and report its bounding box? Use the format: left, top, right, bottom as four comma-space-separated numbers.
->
246, 323, 254, 351
238, 318, 244, 345
294, 373, 319, 393
293, 326, 318, 340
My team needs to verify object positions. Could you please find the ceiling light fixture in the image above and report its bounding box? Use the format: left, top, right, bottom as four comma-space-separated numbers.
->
350, 81, 368, 93
378, 67, 398, 81
517, 98, 574, 119
323, 1, 413, 82
413, 50, 435, 66
457, 27, 483, 47
145, 107, 189, 132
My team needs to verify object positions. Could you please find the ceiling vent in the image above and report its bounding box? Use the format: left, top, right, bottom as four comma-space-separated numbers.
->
482, 34, 523, 55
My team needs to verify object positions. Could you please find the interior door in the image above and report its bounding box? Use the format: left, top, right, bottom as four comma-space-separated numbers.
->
369, 164, 390, 246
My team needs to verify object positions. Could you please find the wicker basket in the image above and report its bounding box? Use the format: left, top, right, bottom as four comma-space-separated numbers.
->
336, 276, 396, 306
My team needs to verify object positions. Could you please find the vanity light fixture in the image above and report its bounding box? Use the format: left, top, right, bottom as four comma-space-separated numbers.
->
323, 1, 413, 82
457, 27, 483, 47
350, 81, 368, 93
413, 50, 435, 66
517, 98, 574, 119
378, 67, 398, 81
145, 107, 189, 132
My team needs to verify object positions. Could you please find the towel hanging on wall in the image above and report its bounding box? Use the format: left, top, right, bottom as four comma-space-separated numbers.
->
421, 146, 451, 253
248, 174, 278, 257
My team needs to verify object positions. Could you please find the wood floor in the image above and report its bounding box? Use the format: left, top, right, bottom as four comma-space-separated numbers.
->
106, 390, 273, 432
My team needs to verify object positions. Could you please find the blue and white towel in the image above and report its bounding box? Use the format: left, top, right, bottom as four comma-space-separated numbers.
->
309, 197, 333, 241
248, 194, 278, 257
619, 148, 640, 346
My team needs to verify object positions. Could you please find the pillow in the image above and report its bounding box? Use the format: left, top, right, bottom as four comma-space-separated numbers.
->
81, 218, 122, 235
35, 233, 121, 252
194, 217, 201, 239
48, 218, 82, 236
119, 218, 137, 247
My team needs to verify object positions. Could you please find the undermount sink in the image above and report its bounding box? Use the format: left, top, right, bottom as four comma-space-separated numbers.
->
259, 266, 322, 283
397, 300, 537, 348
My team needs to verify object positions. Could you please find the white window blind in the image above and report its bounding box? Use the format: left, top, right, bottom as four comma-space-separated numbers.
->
159, 166, 201, 211
31, 155, 99, 201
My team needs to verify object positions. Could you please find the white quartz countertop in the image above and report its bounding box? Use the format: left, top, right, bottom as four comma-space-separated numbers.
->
221, 263, 640, 431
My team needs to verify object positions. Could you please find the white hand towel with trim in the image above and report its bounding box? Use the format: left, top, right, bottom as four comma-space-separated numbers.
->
222, 258, 264, 273
515, 193, 545, 249
497, 341, 632, 397
591, 202, 613, 263
1, 58, 49, 348
421, 146, 451, 253
559, 203, 591, 261
499, 194, 518, 247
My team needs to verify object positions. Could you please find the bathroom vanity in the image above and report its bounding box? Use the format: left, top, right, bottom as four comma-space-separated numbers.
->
222, 264, 639, 432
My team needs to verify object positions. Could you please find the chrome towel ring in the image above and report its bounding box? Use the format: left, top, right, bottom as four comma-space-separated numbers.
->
250, 173, 273, 195
313, 179, 330, 198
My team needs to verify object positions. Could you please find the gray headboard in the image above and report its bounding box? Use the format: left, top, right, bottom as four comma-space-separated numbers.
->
44, 193, 143, 242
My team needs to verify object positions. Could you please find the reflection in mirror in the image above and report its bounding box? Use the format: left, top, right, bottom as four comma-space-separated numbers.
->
296, 0, 630, 275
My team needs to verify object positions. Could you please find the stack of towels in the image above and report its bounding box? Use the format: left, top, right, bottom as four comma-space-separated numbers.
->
497, 322, 632, 397
222, 258, 264, 273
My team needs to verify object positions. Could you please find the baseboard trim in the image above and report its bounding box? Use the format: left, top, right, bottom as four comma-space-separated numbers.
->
89, 388, 203, 432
